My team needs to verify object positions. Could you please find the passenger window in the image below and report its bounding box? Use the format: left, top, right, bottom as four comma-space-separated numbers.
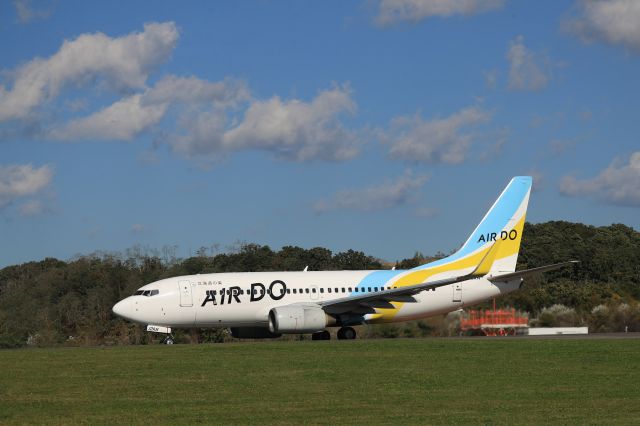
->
368, 287, 371, 292
341, 288, 345, 292
312, 288, 316, 293
305, 289, 309, 294
286, 289, 290, 294
334, 288, 338, 293
348, 287, 352, 292
328, 288, 332, 293
374, 287, 378, 292
320, 288, 324, 293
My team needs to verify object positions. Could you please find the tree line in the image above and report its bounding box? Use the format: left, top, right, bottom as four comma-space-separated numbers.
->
1, 221, 639, 348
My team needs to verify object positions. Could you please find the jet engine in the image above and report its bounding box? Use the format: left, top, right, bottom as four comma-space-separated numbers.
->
268, 305, 334, 333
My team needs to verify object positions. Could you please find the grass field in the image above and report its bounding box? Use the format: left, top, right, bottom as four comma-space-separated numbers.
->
1, 338, 639, 425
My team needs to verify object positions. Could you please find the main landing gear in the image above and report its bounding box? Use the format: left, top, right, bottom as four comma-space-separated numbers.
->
311, 330, 331, 340
337, 327, 356, 340
311, 327, 357, 340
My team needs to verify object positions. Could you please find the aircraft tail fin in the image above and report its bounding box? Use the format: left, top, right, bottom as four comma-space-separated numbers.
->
411, 176, 532, 276
459, 175, 531, 274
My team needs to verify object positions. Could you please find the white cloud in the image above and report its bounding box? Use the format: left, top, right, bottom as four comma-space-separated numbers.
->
375, 0, 504, 26
168, 109, 227, 159
47, 75, 249, 142
507, 36, 551, 91
385, 106, 491, 164
144, 75, 249, 107
169, 84, 360, 163
314, 171, 429, 212
565, 0, 640, 52
1, 23, 358, 164
0, 164, 53, 209
14, 0, 52, 24
559, 151, 640, 206
223, 85, 358, 162
0, 22, 179, 121
49, 95, 168, 141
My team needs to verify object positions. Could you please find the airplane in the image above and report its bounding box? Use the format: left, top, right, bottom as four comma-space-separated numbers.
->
112, 176, 577, 343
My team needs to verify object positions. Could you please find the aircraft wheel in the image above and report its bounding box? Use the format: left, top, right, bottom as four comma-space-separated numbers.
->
337, 327, 356, 340
312, 331, 331, 340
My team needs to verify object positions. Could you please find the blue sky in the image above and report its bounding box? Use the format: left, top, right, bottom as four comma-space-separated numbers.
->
1, 0, 639, 267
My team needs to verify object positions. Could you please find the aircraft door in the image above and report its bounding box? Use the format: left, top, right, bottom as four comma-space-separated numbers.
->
179, 280, 193, 307
452, 283, 462, 303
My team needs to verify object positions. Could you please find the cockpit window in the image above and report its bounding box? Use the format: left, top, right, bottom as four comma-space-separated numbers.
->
134, 289, 159, 296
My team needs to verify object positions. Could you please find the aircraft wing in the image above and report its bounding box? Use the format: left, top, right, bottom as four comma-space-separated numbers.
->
318, 274, 473, 315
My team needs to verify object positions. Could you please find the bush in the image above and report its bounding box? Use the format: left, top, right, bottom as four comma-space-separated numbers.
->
532, 304, 582, 327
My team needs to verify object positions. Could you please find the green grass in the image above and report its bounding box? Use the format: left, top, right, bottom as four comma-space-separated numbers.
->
1, 338, 639, 425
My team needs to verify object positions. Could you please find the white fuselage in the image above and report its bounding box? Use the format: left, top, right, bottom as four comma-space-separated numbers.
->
112, 270, 521, 329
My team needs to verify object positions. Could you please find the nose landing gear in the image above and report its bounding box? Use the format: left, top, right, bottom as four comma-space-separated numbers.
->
160, 335, 175, 345
146, 325, 174, 344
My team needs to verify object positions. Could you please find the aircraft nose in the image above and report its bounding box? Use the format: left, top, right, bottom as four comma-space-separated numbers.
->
112, 298, 132, 320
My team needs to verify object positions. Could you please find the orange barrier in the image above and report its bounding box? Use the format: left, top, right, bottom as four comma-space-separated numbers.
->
460, 307, 529, 336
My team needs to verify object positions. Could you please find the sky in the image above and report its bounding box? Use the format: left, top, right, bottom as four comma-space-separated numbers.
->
1, 0, 639, 268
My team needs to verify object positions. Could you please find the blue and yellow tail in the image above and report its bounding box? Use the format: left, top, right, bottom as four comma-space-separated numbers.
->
401, 176, 532, 283
363, 176, 532, 323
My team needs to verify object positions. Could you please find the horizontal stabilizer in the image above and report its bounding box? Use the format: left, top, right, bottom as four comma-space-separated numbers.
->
489, 261, 579, 282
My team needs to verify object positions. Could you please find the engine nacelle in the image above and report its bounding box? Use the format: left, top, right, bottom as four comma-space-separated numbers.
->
268, 305, 333, 334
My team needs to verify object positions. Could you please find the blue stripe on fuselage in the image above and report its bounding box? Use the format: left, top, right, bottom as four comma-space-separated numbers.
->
351, 270, 404, 295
